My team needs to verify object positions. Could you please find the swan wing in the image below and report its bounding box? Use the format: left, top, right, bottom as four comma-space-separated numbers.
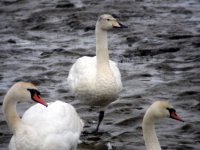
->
109, 60, 123, 91
67, 56, 96, 93
22, 101, 83, 149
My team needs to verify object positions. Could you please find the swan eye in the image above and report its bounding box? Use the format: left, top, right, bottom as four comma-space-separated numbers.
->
107, 19, 110, 21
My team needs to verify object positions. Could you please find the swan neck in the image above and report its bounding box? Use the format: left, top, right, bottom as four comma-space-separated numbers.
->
143, 110, 161, 150
95, 26, 109, 67
3, 93, 21, 132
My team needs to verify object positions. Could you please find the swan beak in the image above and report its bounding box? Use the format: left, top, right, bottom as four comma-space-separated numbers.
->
170, 111, 184, 122
112, 21, 128, 28
33, 94, 48, 107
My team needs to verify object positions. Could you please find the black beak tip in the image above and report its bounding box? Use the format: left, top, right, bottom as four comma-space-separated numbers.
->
121, 25, 128, 28
113, 23, 128, 29
119, 23, 128, 28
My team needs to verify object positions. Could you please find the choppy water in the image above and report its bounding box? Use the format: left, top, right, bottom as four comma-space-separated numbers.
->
0, 0, 200, 149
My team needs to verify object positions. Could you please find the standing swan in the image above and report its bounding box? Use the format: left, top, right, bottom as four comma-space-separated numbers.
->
142, 101, 184, 150
3, 82, 83, 150
67, 14, 127, 132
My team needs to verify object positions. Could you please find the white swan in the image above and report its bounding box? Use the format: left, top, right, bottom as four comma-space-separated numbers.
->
3, 82, 84, 150
142, 101, 184, 150
67, 14, 127, 132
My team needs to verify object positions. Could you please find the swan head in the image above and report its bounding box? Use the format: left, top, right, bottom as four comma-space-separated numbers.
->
146, 101, 183, 122
8, 82, 48, 107
96, 14, 127, 30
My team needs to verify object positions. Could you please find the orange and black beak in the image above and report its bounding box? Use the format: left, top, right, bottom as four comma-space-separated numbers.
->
167, 108, 184, 122
32, 93, 48, 107
27, 89, 48, 107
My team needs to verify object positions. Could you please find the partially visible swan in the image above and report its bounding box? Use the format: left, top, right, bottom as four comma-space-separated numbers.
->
3, 82, 83, 150
67, 14, 127, 132
142, 101, 184, 150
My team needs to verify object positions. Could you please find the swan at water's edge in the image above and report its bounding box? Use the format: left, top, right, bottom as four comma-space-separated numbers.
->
67, 14, 127, 132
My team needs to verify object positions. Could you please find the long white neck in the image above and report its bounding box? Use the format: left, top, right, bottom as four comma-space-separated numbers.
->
142, 109, 161, 150
3, 91, 22, 133
95, 25, 110, 69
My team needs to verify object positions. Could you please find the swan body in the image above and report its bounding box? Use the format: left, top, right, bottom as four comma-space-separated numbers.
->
68, 56, 122, 106
3, 82, 83, 150
142, 101, 183, 150
68, 14, 127, 107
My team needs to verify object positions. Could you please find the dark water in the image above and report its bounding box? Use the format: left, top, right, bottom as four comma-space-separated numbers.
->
0, 0, 200, 149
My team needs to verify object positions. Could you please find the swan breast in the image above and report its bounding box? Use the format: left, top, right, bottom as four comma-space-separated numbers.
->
68, 56, 122, 106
